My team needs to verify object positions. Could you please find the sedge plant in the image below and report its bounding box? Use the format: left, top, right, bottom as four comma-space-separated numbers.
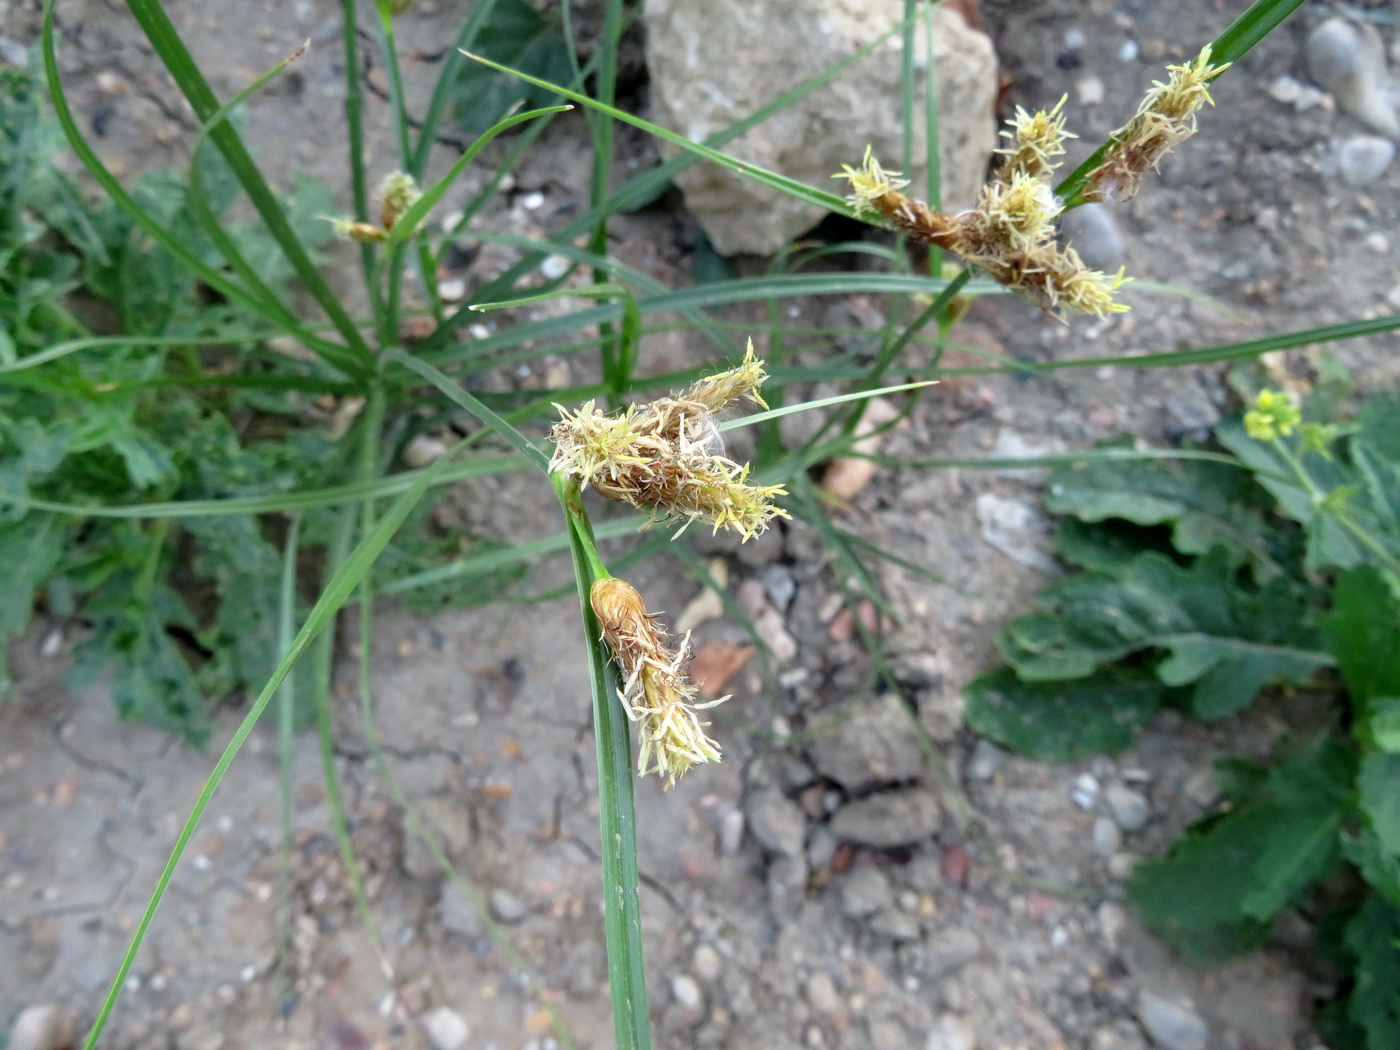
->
10, 0, 1393, 1047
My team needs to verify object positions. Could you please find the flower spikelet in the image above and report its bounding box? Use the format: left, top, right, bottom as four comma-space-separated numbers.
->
1085, 45, 1229, 201
682, 339, 769, 412
838, 146, 911, 217
378, 171, 423, 232
1244, 389, 1301, 441
997, 97, 1075, 180
591, 577, 723, 787
549, 350, 790, 539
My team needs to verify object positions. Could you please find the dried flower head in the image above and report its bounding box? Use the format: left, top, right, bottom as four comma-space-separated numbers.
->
591, 576, 724, 786
838, 146, 911, 217
378, 171, 423, 232
997, 97, 1075, 180
1244, 389, 1301, 442
329, 217, 388, 243
1085, 45, 1229, 201
550, 342, 789, 539
963, 170, 1062, 256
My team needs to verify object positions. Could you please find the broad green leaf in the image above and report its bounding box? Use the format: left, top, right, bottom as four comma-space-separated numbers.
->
1343, 829, 1400, 910
451, 0, 572, 135
1052, 517, 1174, 573
964, 666, 1170, 761
1360, 751, 1400, 860
1044, 438, 1289, 576
1325, 566, 1400, 723
1129, 738, 1351, 962
1343, 895, 1400, 1048
997, 547, 1330, 718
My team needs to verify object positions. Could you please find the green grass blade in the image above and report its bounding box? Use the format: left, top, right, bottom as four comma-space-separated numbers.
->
275, 515, 302, 1002
122, 0, 375, 366
462, 51, 858, 217
39, 1, 364, 375
410, 0, 502, 176
1056, 0, 1308, 206
385, 347, 551, 470
719, 380, 937, 432
78, 438, 458, 1050
1, 453, 531, 519
556, 475, 651, 1050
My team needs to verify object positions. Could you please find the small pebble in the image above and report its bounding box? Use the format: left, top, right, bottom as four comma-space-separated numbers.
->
539, 254, 570, 279
1071, 773, 1100, 811
1105, 785, 1151, 832
1118, 39, 1138, 63
1337, 135, 1396, 187
1108, 852, 1139, 881
1077, 75, 1105, 107
671, 973, 704, 1011
925, 1013, 976, 1050
761, 564, 797, 610
1135, 990, 1208, 1050
717, 807, 745, 855
1092, 816, 1123, 857
1098, 901, 1127, 948
1365, 232, 1390, 253
966, 739, 1006, 782
693, 944, 722, 982
437, 277, 467, 302
1063, 27, 1086, 51
805, 971, 842, 1015
419, 1007, 470, 1050
488, 888, 528, 923
520, 190, 546, 210
1267, 74, 1327, 111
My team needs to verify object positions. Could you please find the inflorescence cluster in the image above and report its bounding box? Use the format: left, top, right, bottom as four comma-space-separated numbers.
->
838, 46, 1228, 318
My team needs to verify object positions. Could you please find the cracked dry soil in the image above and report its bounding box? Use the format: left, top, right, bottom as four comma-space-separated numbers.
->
4, 1, 1400, 1048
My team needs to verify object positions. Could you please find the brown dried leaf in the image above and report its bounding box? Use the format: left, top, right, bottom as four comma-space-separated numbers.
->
689, 641, 755, 700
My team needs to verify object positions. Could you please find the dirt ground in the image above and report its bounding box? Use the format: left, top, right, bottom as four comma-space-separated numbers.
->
2, 1, 1397, 1048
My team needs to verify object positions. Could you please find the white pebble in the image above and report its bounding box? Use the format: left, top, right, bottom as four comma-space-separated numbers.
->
419, 1007, 470, 1050
540, 254, 570, 279
1076, 75, 1105, 107
1366, 232, 1390, 252
1063, 27, 1086, 51
1307, 18, 1398, 135
1338, 135, 1396, 187
520, 190, 546, 210
1118, 39, 1139, 62
671, 973, 704, 1011
437, 277, 467, 303
1071, 773, 1100, 810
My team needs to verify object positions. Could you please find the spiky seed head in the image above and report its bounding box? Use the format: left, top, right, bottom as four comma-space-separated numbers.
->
836, 146, 911, 217
590, 577, 724, 787
378, 171, 423, 232
682, 339, 769, 412
997, 96, 1076, 179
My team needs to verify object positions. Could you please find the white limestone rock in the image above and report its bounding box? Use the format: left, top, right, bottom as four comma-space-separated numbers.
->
643, 0, 998, 255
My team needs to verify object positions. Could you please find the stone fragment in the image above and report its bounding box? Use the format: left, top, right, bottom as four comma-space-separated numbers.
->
746, 787, 806, 857
805, 693, 926, 791
7, 1005, 76, 1050
1307, 17, 1398, 135
1337, 135, 1396, 187
419, 1007, 470, 1050
643, 0, 998, 254
965, 739, 1005, 782
829, 787, 942, 847
925, 1014, 976, 1050
1135, 990, 1208, 1050
975, 493, 1060, 576
488, 888, 528, 923
898, 928, 981, 980
836, 865, 893, 918
1106, 785, 1151, 832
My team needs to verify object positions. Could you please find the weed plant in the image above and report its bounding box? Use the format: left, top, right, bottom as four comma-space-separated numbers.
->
4, 0, 1392, 1046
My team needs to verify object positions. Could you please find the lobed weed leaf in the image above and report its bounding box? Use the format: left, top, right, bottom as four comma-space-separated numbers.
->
450, 0, 572, 135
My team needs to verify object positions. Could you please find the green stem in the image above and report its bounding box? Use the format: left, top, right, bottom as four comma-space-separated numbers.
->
552, 472, 650, 1050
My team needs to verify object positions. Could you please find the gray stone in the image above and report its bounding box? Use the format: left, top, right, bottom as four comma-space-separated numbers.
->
966, 739, 1006, 782
806, 693, 926, 791
1307, 17, 1398, 136
643, 0, 998, 255
7, 1005, 77, 1050
1092, 817, 1123, 857
897, 928, 981, 980
762, 564, 797, 610
694, 944, 723, 983
1071, 773, 1100, 811
807, 825, 838, 871
439, 882, 483, 939
925, 1014, 976, 1050
1337, 135, 1396, 188
975, 493, 1061, 576
805, 971, 843, 1015
1135, 990, 1208, 1050
836, 865, 893, 918
829, 788, 942, 847
868, 908, 922, 942
767, 854, 809, 913
1059, 203, 1125, 273
746, 787, 807, 857
488, 888, 528, 924
1106, 785, 1151, 832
